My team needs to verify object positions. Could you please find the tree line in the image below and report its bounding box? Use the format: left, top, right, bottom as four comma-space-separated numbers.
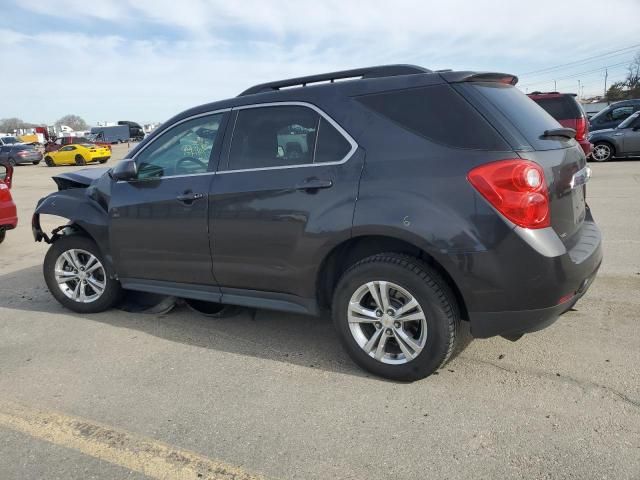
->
606, 52, 640, 101
0, 115, 88, 133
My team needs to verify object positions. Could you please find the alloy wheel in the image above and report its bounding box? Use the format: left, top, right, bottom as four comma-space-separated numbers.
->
592, 144, 611, 161
347, 281, 427, 365
54, 248, 106, 303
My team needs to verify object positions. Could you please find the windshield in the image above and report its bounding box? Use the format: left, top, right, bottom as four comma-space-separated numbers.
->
1, 137, 18, 144
618, 112, 640, 129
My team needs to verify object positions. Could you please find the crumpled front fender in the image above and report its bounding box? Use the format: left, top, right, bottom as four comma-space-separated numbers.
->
32, 188, 113, 268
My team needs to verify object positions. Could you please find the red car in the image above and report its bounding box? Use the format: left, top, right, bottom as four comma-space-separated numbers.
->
45, 136, 112, 153
527, 91, 592, 156
0, 161, 17, 244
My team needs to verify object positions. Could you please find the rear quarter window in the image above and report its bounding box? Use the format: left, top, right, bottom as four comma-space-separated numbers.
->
462, 83, 565, 151
356, 84, 509, 150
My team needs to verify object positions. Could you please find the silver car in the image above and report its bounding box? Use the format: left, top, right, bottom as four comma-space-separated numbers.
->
589, 111, 640, 162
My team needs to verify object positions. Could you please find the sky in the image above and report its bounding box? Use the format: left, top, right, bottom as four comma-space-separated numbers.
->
1, 0, 639, 125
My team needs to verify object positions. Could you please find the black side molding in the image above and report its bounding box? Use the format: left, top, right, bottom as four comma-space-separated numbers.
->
542, 128, 576, 139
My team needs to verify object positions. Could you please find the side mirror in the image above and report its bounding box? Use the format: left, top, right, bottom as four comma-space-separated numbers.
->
111, 158, 137, 181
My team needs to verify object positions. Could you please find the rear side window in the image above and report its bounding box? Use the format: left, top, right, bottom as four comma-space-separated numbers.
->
226, 105, 353, 171
356, 84, 508, 150
530, 96, 581, 120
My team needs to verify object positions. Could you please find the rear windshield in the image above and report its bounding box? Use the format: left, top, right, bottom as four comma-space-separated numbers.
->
356, 84, 509, 150
530, 96, 582, 120
462, 83, 565, 150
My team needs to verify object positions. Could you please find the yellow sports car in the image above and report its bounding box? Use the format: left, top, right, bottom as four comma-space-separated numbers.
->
44, 144, 111, 167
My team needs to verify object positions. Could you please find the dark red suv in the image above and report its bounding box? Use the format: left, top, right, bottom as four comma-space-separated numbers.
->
528, 92, 591, 156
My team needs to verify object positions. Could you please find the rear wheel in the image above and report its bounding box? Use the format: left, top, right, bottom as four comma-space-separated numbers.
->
75, 155, 86, 166
592, 142, 614, 162
0, 230, 5, 244
44, 156, 54, 167
333, 253, 459, 381
43, 235, 122, 313
98, 157, 109, 164
32, 160, 40, 165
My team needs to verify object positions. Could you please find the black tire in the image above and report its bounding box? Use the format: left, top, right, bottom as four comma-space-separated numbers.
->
44, 156, 54, 167
98, 157, 110, 164
332, 253, 459, 381
75, 155, 86, 166
0, 230, 5, 244
8, 157, 16, 166
32, 160, 40, 165
43, 235, 122, 313
591, 142, 614, 162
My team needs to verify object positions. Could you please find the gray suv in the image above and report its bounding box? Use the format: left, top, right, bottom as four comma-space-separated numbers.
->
33, 65, 602, 380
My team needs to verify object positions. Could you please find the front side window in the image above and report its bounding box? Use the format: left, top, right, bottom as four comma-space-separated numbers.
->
226, 105, 352, 171
609, 106, 633, 121
135, 113, 223, 180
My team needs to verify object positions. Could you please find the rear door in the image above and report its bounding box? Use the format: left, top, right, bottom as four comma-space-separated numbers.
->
209, 102, 362, 299
109, 111, 228, 286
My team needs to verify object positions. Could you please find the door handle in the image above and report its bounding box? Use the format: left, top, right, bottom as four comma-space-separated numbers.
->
295, 178, 333, 191
176, 191, 204, 204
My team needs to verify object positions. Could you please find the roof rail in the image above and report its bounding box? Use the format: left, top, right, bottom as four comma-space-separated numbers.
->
239, 64, 431, 96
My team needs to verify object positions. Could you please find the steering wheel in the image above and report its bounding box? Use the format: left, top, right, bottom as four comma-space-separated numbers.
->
175, 156, 207, 175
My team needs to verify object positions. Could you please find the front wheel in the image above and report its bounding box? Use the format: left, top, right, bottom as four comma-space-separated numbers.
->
333, 253, 459, 381
591, 142, 614, 162
43, 235, 122, 313
8, 157, 16, 166
44, 156, 54, 167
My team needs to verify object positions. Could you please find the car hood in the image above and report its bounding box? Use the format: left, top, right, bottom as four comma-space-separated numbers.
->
52, 167, 110, 189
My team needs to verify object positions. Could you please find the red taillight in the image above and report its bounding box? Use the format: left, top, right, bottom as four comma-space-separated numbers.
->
575, 117, 587, 142
467, 159, 550, 229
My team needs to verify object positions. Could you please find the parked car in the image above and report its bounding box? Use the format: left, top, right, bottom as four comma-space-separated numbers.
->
33, 65, 602, 380
0, 161, 17, 244
0, 136, 24, 147
0, 144, 43, 165
45, 136, 112, 153
589, 111, 640, 161
527, 91, 591, 155
589, 99, 640, 131
43, 144, 111, 167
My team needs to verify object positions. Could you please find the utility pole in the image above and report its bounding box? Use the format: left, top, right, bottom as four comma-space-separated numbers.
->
603, 68, 608, 99
554, 79, 557, 91
577, 79, 581, 99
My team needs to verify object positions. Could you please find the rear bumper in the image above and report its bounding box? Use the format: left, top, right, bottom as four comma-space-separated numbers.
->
579, 140, 592, 156
446, 211, 603, 339
469, 259, 600, 338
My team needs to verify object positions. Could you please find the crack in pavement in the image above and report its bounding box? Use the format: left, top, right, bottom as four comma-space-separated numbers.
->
459, 356, 640, 409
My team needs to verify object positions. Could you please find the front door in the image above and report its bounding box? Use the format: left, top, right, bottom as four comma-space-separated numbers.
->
209, 103, 362, 300
622, 116, 640, 154
109, 111, 228, 285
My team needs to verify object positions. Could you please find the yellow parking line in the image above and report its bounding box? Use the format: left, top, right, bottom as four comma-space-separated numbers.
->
0, 400, 265, 480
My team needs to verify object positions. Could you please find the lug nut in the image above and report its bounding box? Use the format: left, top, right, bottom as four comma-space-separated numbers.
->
385, 328, 392, 335
375, 310, 383, 317
375, 322, 382, 329
387, 309, 395, 316
394, 321, 401, 329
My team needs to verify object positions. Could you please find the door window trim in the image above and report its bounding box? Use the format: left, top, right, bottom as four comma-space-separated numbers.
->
218, 101, 358, 174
